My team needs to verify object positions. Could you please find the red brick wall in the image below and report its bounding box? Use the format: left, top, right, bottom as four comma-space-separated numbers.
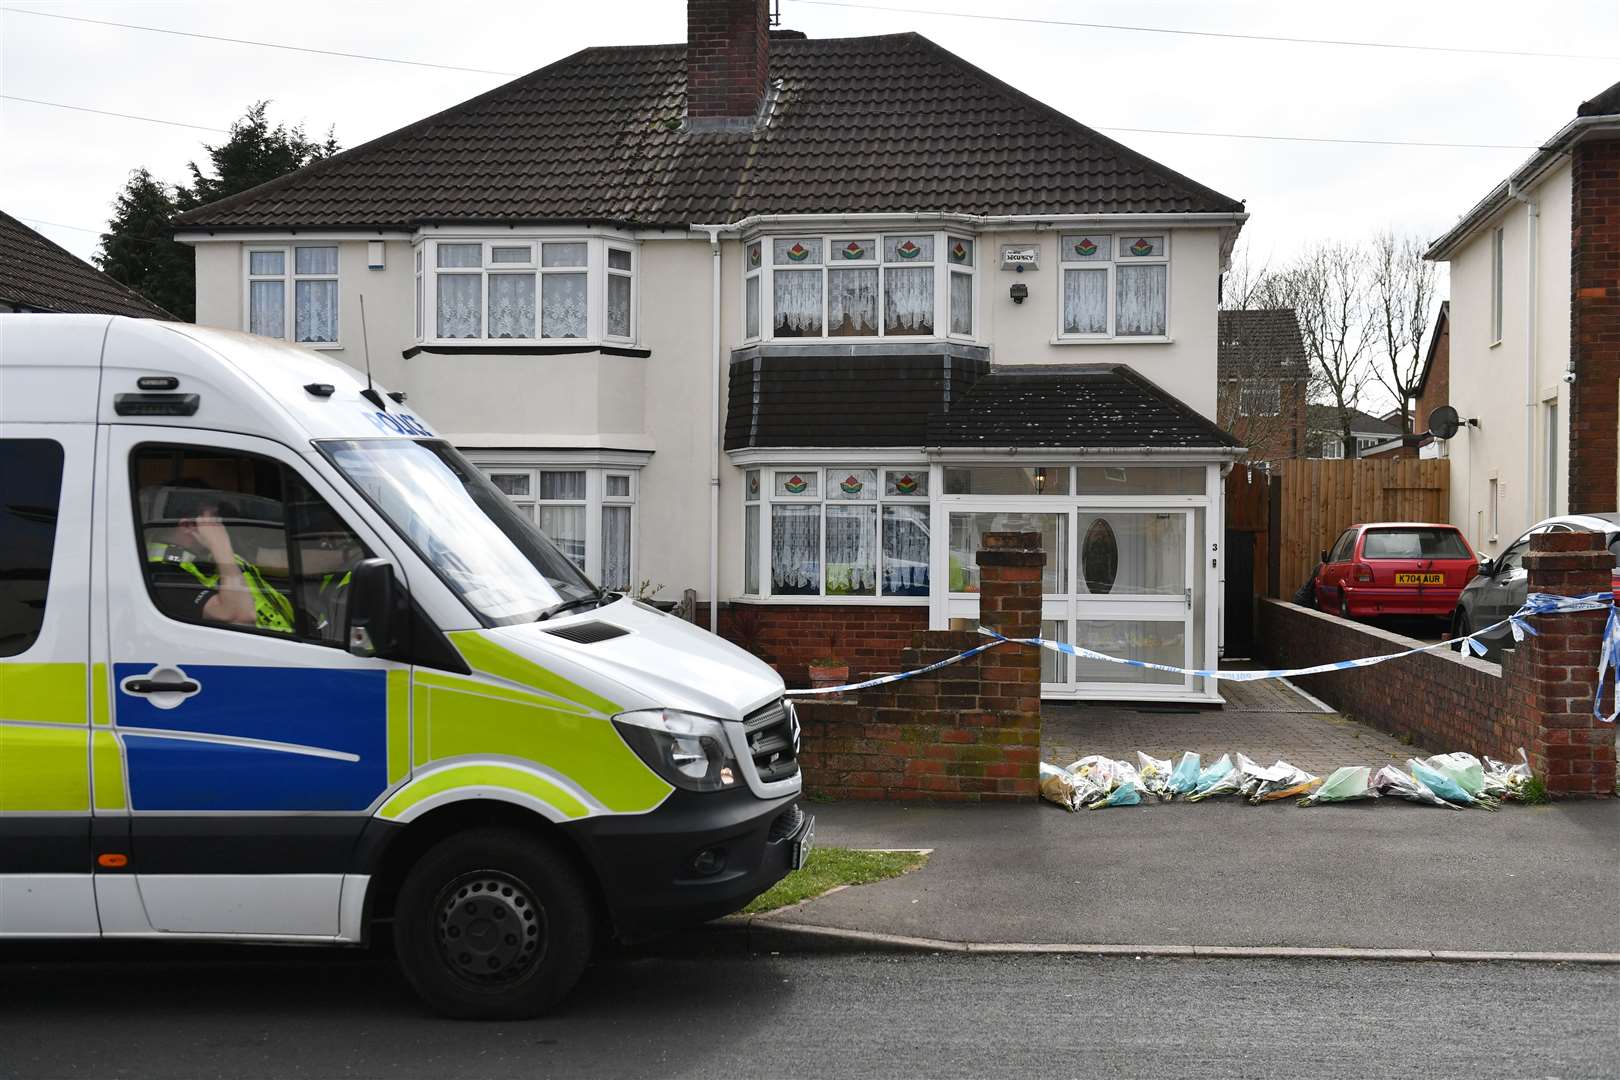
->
1569, 137, 1620, 515
1415, 314, 1449, 431
792, 532, 1044, 802
709, 604, 929, 687
686, 0, 769, 120
1258, 532, 1615, 797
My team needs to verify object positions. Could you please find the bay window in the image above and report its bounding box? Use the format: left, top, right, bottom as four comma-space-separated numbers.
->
417, 236, 637, 345
477, 463, 638, 591
744, 232, 976, 343
245, 244, 338, 344
743, 466, 930, 599
1058, 232, 1169, 340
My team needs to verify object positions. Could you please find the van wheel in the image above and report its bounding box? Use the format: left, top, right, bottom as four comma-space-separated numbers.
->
393, 828, 592, 1020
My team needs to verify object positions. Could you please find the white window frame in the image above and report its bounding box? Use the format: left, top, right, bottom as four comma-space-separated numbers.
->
1055, 232, 1171, 342
242, 244, 341, 347
415, 235, 639, 347
743, 464, 932, 603
469, 458, 641, 591
1543, 397, 1558, 517
741, 231, 974, 345
945, 234, 976, 340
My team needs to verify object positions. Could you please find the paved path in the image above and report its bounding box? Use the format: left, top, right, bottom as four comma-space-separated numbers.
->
785, 799, 1620, 953
1, 949, 1611, 1078
1044, 689, 1428, 776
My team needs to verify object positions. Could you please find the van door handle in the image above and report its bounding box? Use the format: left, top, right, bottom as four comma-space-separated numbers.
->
124, 678, 200, 695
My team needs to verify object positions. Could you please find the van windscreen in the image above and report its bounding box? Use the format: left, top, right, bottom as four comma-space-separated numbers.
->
1361, 528, 1470, 560
322, 439, 597, 626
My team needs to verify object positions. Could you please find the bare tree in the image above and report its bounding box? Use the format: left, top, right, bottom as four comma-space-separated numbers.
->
1369, 230, 1440, 433
1272, 242, 1375, 459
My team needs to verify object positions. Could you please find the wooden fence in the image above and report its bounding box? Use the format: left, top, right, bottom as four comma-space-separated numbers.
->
1274, 458, 1449, 594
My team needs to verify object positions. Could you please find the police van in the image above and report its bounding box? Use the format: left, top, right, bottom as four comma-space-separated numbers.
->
0, 315, 811, 1018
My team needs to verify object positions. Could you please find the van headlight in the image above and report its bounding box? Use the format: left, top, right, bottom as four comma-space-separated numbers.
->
612, 709, 741, 792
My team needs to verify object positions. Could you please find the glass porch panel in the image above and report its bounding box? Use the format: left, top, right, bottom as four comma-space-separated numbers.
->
1070, 620, 1186, 685
947, 511, 1067, 594
1074, 466, 1205, 495
943, 466, 1069, 496
1040, 618, 1068, 684
1076, 512, 1186, 597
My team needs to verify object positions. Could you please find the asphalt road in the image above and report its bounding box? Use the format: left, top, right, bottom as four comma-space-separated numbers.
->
1, 945, 1613, 1079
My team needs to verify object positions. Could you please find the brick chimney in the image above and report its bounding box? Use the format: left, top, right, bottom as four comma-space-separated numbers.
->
686, 0, 770, 133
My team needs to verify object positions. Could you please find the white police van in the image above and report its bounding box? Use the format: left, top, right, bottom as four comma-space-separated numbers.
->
0, 315, 811, 1018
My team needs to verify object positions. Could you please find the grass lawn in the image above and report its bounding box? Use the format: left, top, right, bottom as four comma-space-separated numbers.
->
740, 847, 929, 915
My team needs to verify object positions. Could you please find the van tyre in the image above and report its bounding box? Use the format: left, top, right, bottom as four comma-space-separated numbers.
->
394, 828, 592, 1020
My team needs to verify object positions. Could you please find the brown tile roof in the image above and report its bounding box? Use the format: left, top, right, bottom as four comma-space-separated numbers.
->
0, 210, 174, 319
174, 33, 1243, 231
1217, 309, 1309, 382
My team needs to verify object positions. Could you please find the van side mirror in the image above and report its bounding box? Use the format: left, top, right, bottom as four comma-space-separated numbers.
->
346, 558, 398, 658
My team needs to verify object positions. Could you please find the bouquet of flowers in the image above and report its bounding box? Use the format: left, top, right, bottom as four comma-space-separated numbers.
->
1482, 749, 1533, 801
1421, 753, 1487, 798
1065, 755, 1121, 808
1243, 759, 1320, 803
1086, 781, 1142, 809
1298, 765, 1378, 806
1371, 764, 1461, 809
1136, 752, 1174, 799
1186, 753, 1242, 802
1166, 752, 1202, 798
1408, 757, 1497, 809
1039, 762, 1083, 811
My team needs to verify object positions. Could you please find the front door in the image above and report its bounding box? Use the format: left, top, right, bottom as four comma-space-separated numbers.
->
102, 427, 409, 936
1066, 510, 1195, 695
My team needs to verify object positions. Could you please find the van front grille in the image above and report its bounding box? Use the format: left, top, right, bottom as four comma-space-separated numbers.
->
744, 698, 800, 784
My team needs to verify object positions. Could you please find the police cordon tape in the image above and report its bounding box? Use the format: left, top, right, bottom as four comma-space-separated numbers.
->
785, 591, 1620, 724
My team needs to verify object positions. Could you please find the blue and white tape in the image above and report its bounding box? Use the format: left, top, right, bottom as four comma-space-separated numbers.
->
787, 591, 1618, 723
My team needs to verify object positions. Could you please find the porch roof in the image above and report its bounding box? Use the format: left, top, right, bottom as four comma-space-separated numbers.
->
927, 364, 1238, 451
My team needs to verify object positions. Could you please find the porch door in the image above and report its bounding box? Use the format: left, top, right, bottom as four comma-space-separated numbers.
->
1066, 509, 1195, 695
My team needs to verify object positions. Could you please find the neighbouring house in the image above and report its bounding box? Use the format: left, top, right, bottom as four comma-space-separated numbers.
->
1216, 308, 1309, 466
1424, 79, 1619, 555
0, 210, 172, 318
1305, 405, 1401, 459
1367, 301, 1452, 460
172, 0, 1249, 704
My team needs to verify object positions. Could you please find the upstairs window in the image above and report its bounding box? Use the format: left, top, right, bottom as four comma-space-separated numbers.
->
418, 237, 637, 345
1238, 384, 1281, 416
245, 245, 338, 344
1058, 233, 1170, 340
744, 232, 976, 343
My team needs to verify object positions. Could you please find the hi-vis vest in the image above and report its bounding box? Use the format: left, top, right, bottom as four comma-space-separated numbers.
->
146, 542, 296, 633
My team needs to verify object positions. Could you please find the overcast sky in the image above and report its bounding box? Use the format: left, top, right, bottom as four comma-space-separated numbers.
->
3, 0, 1616, 273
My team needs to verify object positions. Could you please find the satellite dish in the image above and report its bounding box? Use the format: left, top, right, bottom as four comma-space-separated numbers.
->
1428, 405, 1461, 440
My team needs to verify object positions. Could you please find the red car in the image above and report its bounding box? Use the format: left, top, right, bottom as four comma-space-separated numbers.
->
1314, 522, 1478, 620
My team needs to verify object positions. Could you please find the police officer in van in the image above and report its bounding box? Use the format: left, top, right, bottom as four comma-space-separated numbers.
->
145, 481, 296, 634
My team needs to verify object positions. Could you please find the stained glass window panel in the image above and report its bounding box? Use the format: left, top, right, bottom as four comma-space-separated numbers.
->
1060, 234, 1110, 262
883, 235, 933, 263
1119, 235, 1165, 258
773, 470, 818, 498
827, 469, 876, 501
830, 238, 875, 262
773, 238, 822, 265
883, 470, 927, 497
947, 238, 972, 265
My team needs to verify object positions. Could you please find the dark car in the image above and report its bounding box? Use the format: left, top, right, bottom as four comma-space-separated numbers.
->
1451, 513, 1620, 660
1315, 522, 1478, 620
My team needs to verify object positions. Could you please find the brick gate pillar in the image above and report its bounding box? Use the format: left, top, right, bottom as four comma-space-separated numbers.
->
976, 531, 1045, 713
1517, 532, 1616, 796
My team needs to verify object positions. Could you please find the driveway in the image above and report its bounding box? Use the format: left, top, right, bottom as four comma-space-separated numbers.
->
1043, 677, 1428, 776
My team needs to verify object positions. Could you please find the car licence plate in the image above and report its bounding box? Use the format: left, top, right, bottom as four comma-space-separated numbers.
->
1395, 573, 1445, 585
792, 814, 816, 870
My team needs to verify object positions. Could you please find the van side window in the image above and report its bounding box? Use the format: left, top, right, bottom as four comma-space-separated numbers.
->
132, 445, 371, 647
0, 438, 66, 657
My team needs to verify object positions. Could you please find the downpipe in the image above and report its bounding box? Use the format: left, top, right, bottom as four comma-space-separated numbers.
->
705, 226, 722, 636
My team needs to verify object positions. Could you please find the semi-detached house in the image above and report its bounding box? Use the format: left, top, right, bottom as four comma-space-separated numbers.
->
174, 0, 1248, 704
